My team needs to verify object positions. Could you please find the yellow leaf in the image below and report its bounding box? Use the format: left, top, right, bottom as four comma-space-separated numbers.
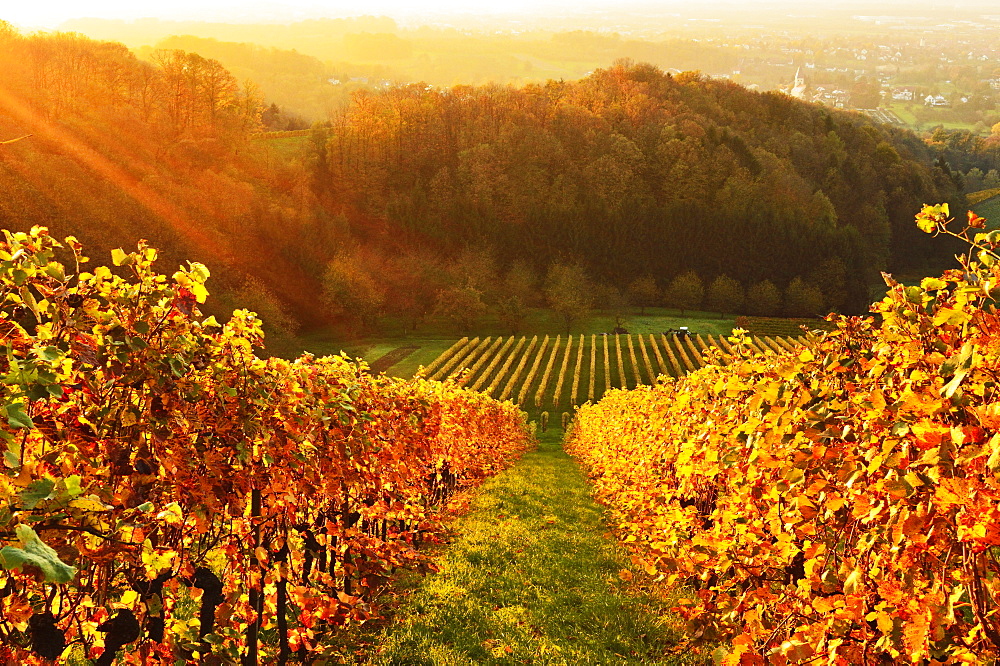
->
843, 567, 863, 594
921, 277, 948, 291
141, 541, 176, 580
191, 283, 209, 304
876, 610, 894, 634
68, 496, 111, 512
933, 308, 970, 327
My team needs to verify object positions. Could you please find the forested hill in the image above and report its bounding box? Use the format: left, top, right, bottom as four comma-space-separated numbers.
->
323, 62, 964, 313
0, 25, 967, 338
0, 24, 338, 339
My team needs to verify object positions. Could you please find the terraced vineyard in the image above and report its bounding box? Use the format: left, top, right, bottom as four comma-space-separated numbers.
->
420, 333, 806, 411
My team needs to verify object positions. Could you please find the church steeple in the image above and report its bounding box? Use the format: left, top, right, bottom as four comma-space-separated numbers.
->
789, 67, 807, 99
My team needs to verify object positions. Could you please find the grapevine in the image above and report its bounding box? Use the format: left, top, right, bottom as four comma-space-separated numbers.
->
470, 336, 514, 392
648, 333, 668, 376
661, 334, 683, 376
500, 336, 537, 402
487, 336, 527, 398
433, 336, 480, 380
570, 335, 585, 408
420, 336, 468, 378
569, 206, 1000, 665
534, 335, 561, 408
551, 335, 574, 409
517, 335, 549, 406
0, 229, 532, 664
614, 334, 627, 388
588, 334, 597, 403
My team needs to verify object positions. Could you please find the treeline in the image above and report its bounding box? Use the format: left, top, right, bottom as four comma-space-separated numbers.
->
0, 24, 345, 346
319, 61, 964, 316
136, 35, 398, 123
924, 125, 1000, 191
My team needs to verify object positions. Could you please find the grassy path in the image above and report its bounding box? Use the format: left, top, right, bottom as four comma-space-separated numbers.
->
370, 434, 695, 665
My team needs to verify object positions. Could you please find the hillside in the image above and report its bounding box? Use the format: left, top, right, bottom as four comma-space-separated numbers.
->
320, 62, 964, 315
0, 25, 969, 344
0, 24, 339, 342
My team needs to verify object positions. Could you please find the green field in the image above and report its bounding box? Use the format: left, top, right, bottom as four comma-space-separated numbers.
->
257, 134, 312, 160
973, 192, 1000, 227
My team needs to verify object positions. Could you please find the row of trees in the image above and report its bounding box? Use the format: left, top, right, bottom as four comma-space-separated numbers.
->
319, 240, 839, 335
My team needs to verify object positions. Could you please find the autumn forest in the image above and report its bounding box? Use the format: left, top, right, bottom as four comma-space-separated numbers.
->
4, 23, 998, 344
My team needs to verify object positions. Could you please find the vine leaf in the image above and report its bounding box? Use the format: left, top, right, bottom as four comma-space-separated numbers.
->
0, 525, 77, 583
4, 401, 33, 430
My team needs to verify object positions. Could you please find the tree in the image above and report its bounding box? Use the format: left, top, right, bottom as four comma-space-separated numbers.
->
321, 254, 385, 332
496, 294, 528, 335
627, 275, 660, 315
233, 276, 300, 356
449, 245, 498, 299
966, 167, 985, 192
434, 285, 487, 333
594, 283, 630, 329
664, 271, 704, 315
784, 277, 824, 317
503, 259, 540, 306
385, 252, 444, 333
706, 275, 744, 317
545, 262, 593, 333
746, 280, 781, 316
808, 258, 848, 313
503, 259, 539, 305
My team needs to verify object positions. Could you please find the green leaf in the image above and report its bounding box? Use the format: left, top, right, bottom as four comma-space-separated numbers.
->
58, 475, 83, 501
39, 346, 61, 362
0, 524, 76, 583
44, 263, 65, 281
127, 336, 148, 351
169, 357, 187, 377
5, 401, 33, 430
20, 478, 55, 509
891, 421, 910, 437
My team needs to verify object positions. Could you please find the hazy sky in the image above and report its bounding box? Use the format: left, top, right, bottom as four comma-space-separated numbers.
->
6, 0, 998, 30
9, 1, 572, 29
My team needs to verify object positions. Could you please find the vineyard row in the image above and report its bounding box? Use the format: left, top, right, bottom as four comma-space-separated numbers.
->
421, 332, 806, 410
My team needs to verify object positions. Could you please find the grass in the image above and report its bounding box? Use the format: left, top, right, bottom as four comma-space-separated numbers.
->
968, 187, 1000, 206
259, 134, 311, 160
369, 432, 701, 665
973, 193, 1000, 229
